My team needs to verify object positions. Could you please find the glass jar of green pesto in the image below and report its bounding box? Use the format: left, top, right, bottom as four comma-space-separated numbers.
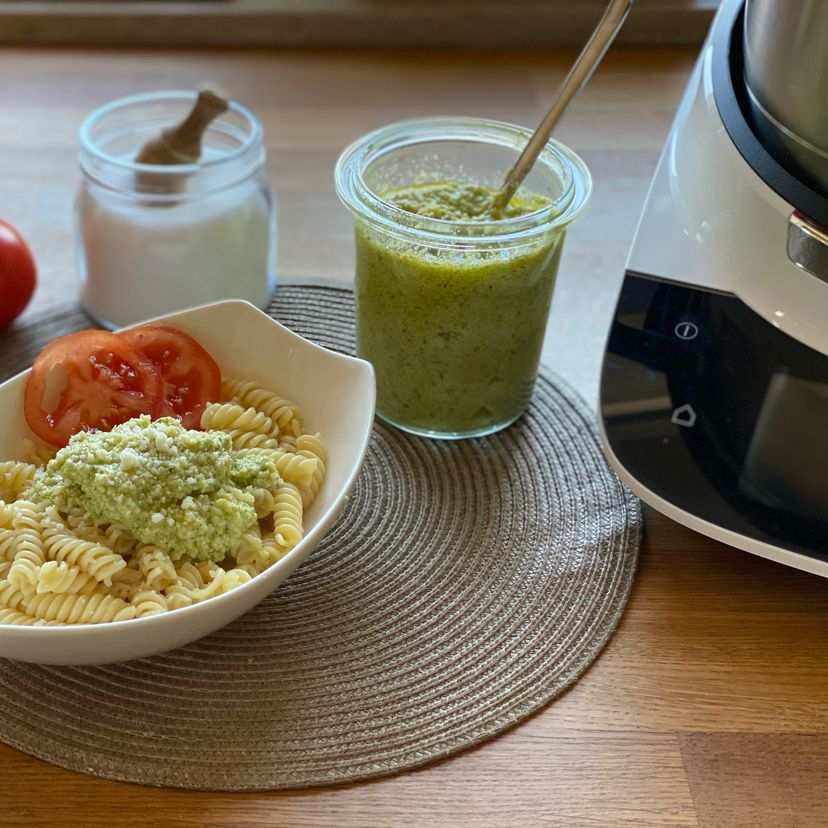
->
335, 117, 591, 440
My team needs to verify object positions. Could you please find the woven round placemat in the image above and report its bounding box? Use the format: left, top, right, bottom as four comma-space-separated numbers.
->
0, 285, 640, 791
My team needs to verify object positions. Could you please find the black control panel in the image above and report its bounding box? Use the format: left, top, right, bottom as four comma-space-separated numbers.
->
601, 272, 828, 560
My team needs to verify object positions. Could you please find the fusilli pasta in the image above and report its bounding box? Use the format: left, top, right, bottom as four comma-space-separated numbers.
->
232, 521, 263, 564
0, 461, 37, 502
272, 482, 303, 551
36, 561, 100, 596
251, 487, 276, 518
0, 528, 17, 563
200, 402, 280, 451
221, 378, 302, 438
43, 524, 127, 586
69, 518, 138, 557
23, 591, 137, 624
8, 500, 47, 589
0, 579, 29, 611
137, 546, 177, 591
0, 500, 16, 529
260, 528, 283, 567
295, 434, 326, 509
174, 561, 206, 590
132, 589, 169, 617
0, 608, 59, 626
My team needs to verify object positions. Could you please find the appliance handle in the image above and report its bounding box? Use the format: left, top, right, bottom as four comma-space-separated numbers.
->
788, 212, 828, 285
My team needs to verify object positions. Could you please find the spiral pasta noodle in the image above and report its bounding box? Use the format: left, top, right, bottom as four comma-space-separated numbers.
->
174, 561, 206, 590
0, 528, 17, 563
166, 567, 227, 605
0, 500, 16, 530
232, 521, 263, 565
234, 432, 282, 450
0, 608, 60, 626
272, 482, 304, 551
251, 487, 276, 519
137, 546, 177, 591
221, 568, 252, 592
0, 461, 37, 502
36, 561, 100, 596
258, 528, 280, 567
201, 403, 274, 439
69, 519, 138, 557
23, 591, 137, 624
277, 434, 298, 452
165, 591, 194, 611
0, 579, 29, 612
295, 434, 326, 509
132, 590, 169, 618
221, 378, 302, 437
43, 524, 127, 586
8, 500, 47, 589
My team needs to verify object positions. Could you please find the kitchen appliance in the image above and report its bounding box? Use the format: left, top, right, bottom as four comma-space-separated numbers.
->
598, 0, 828, 576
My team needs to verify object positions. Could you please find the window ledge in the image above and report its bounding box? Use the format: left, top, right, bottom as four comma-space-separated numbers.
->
0, 1, 718, 47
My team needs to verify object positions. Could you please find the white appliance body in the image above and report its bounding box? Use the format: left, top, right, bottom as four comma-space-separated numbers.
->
598, 0, 828, 576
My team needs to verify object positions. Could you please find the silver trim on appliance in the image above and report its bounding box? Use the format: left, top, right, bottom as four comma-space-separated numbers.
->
788, 212, 828, 285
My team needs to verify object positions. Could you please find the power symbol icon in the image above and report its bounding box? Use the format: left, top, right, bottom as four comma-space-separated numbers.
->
674, 321, 699, 341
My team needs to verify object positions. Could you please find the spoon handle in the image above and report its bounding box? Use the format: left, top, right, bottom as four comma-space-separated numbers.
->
493, 0, 633, 212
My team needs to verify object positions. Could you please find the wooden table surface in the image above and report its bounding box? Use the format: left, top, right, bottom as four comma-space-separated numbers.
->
2, 47, 827, 828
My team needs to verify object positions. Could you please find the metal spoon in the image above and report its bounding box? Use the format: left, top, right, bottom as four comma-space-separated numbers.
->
492, 0, 634, 215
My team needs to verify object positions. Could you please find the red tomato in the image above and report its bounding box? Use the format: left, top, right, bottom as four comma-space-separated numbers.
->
0, 221, 36, 331
119, 325, 221, 429
24, 330, 163, 447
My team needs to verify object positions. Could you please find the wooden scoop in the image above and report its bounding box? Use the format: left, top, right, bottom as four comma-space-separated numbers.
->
134, 88, 229, 194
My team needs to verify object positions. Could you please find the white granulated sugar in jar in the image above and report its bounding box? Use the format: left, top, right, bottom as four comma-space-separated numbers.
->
78, 181, 274, 326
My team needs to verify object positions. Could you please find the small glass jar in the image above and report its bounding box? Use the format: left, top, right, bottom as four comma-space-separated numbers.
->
335, 117, 591, 440
76, 91, 277, 329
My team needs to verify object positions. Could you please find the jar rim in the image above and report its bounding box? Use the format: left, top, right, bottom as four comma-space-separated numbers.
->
79, 90, 262, 176
334, 116, 592, 247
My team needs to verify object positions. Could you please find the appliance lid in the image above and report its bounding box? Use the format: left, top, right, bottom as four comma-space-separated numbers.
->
712, 0, 828, 228
744, 0, 828, 197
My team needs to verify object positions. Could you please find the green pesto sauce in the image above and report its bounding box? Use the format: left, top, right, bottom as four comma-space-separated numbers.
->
385, 182, 547, 222
31, 416, 279, 562
357, 181, 562, 436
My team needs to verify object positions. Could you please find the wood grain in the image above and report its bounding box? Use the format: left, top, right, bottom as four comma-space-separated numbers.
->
1, 47, 827, 827
680, 733, 828, 828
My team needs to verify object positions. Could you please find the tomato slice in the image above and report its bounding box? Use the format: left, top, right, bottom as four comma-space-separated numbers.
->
24, 330, 163, 447
119, 325, 221, 429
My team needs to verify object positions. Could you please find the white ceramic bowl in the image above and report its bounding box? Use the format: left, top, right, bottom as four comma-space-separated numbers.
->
0, 300, 375, 665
